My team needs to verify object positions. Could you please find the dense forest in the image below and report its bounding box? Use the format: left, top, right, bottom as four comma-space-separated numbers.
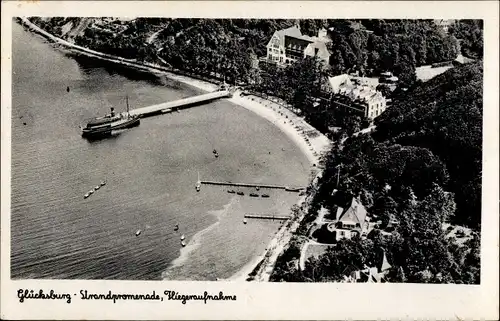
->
325, 20, 458, 86
27, 18, 482, 88
374, 62, 483, 228
449, 19, 484, 59
271, 62, 483, 284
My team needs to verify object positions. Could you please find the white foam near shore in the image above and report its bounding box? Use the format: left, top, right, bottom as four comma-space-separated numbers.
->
162, 199, 236, 280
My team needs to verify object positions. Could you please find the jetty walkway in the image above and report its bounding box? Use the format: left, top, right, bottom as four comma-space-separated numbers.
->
129, 90, 231, 118
244, 214, 289, 220
200, 180, 305, 191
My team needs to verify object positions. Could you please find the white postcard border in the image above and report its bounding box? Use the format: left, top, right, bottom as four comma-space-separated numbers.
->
1, 1, 498, 320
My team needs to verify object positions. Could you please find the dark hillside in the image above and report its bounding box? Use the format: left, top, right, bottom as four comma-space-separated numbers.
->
374, 62, 483, 227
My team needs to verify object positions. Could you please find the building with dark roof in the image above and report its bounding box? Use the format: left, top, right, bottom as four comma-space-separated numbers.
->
327, 191, 369, 241
265, 25, 331, 66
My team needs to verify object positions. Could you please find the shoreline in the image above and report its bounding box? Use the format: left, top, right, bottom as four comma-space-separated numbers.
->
19, 18, 332, 281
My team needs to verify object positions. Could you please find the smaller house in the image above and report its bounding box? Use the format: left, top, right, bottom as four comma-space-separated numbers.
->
341, 251, 393, 283
327, 191, 368, 241
379, 71, 399, 84
351, 251, 393, 283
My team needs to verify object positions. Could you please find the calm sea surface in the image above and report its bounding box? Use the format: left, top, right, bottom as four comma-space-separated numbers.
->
11, 22, 309, 280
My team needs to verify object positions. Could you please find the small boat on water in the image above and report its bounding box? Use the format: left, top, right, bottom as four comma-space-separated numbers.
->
249, 193, 259, 197
243, 218, 248, 224
261, 194, 270, 198
89, 189, 94, 195
136, 230, 142, 236
213, 149, 217, 154
256, 186, 260, 191
84, 192, 90, 199
285, 187, 301, 192
227, 190, 236, 194
237, 191, 244, 196
81, 96, 140, 138
174, 224, 179, 231
181, 241, 186, 247
95, 185, 100, 190
214, 153, 219, 158
180, 234, 185, 241
100, 180, 106, 186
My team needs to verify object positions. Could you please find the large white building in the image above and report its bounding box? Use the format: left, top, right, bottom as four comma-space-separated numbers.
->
265, 25, 331, 66
328, 74, 387, 120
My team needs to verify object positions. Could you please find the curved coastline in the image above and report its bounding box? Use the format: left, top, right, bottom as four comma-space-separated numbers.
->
18, 17, 332, 281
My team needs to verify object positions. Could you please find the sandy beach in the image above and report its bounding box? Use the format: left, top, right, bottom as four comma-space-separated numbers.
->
19, 17, 332, 281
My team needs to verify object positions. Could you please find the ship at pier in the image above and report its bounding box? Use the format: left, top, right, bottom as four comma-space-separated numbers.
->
81, 96, 140, 138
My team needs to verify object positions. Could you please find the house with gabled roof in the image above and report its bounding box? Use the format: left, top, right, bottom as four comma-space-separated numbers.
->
326, 190, 369, 241
265, 25, 331, 66
342, 251, 393, 283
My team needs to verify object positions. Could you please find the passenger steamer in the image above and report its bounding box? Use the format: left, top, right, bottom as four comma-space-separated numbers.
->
81, 96, 140, 138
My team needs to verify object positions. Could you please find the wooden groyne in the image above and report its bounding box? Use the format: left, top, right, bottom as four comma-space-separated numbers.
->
200, 181, 304, 191
244, 214, 290, 220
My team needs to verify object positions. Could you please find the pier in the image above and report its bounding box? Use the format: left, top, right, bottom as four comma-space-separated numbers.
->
200, 180, 305, 191
244, 214, 290, 220
129, 90, 231, 118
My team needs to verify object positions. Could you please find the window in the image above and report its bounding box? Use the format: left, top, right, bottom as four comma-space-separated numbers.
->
279, 57, 283, 62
